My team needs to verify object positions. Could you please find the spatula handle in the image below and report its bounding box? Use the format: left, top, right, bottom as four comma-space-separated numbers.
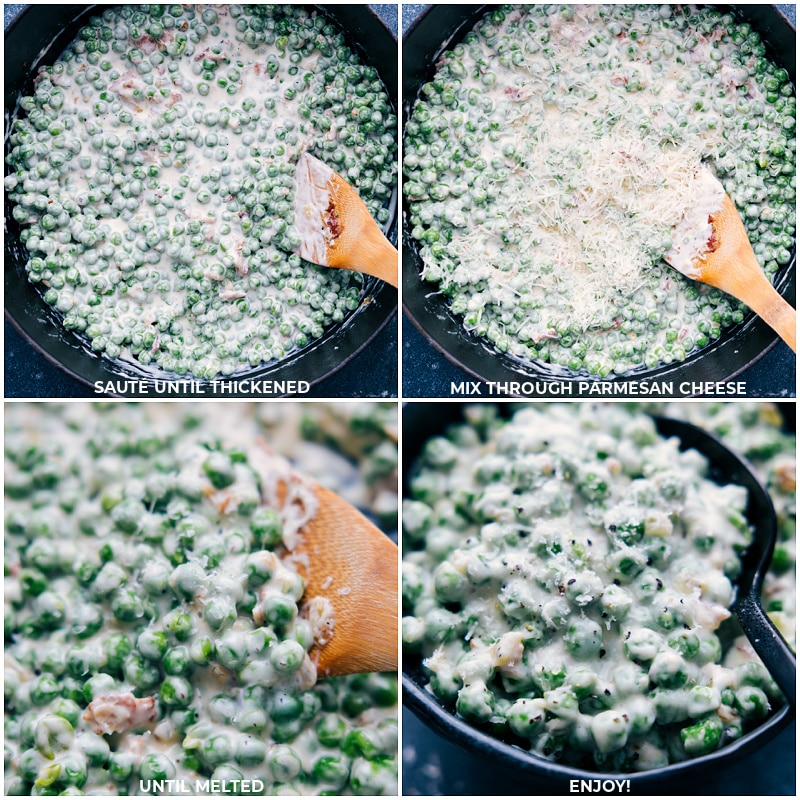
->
703, 193, 796, 352
350, 226, 399, 287
738, 269, 796, 353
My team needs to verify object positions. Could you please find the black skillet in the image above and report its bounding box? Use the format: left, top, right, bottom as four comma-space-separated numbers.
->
401, 5, 796, 396
402, 402, 795, 788
4, 4, 398, 398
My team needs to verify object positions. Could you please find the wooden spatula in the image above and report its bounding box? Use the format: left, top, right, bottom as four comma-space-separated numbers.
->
293, 152, 398, 287
665, 188, 796, 352
290, 483, 398, 677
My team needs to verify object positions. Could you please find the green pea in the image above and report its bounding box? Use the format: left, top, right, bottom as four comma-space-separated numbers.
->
261, 594, 297, 629
163, 608, 193, 641
244, 552, 274, 586
56, 752, 88, 788
455, 683, 495, 722
141, 560, 171, 595
83, 673, 115, 703
32, 592, 66, 630
108, 752, 135, 783
51, 698, 81, 729
433, 561, 468, 603
189, 635, 215, 666
137, 628, 168, 660
33, 715, 73, 758
103, 633, 133, 672
164, 645, 192, 675
110, 498, 145, 533
270, 691, 303, 723
111, 587, 147, 622
735, 686, 770, 720
315, 713, 347, 747
160, 675, 194, 707
203, 451, 236, 489
30, 675, 61, 707
66, 645, 104, 679
204, 595, 237, 630
268, 744, 302, 783
563, 618, 604, 660
139, 753, 176, 780
508, 697, 547, 738
202, 735, 232, 766
169, 562, 206, 598
18, 568, 48, 597
269, 639, 306, 674
123, 653, 160, 690
311, 754, 350, 790
681, 716, 723, 755
250, 506, 283, 548
342, 728, 384, 759
215, 631, 249, 670
234, 737, 267, 767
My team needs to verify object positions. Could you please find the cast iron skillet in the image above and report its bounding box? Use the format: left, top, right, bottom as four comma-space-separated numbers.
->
402, 5, 796, 395
4, 4, 398, 398
402, 402, 796, 788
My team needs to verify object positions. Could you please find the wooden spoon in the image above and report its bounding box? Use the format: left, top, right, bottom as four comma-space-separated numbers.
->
293, 152, 398, 287
289, 483, 398, 678
665, 189, 796, 352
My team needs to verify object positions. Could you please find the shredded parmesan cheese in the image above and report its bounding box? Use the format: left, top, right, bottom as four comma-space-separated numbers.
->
444, 118, 713, 329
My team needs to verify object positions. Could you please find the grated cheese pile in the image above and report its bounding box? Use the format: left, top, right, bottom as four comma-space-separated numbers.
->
445, 127, 714, 329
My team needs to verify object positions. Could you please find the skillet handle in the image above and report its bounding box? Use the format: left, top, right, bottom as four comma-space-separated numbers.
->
734, 590, 796, 707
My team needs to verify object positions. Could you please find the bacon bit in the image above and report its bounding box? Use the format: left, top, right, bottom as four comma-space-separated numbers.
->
219, 288, 247, 301
706, 219, 720, 253
774, 462, 796, 492
194, 48, 224, 63
292, 654, 317, 690
234, 240, 248, 276
208, 664, 237, 687
83, 693, 157, 735
325, 202, 342, 239
110, 71, 137, 93
504, 86, 531, 102
600, 317, 623, 333
303, 596, 336, 647
135, 34, 158, 55
124, 734, 149, 758
206, 483, 246, 514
